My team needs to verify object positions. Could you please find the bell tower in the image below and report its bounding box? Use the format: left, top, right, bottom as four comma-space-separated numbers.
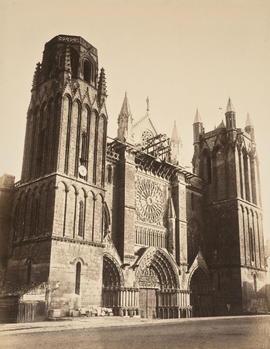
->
193, 98, 267, 315
5, 35, 109, 313
21, 35, 107, 186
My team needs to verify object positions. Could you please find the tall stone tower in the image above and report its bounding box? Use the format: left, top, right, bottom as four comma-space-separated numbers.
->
5, 35, 109, 313
192, 99, 267, 315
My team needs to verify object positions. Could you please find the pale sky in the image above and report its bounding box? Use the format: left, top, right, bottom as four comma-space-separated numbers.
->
0, 0, 270, 239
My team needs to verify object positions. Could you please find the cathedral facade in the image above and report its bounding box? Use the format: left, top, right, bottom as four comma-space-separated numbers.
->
0, 35, 268, 322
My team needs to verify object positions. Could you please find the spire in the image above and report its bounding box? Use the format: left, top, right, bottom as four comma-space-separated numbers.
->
117, 92, 134, 143
245, 112, 255, 139
245, 113, 253, 127
194, 108, 202, 123
171, 120, 180, 143
193, 108, 204, 144
226, 97, 235, 113
145, 96, 150, 117
146, 96, 150, 112
120, 91, 131, 116
225, 97, 236, 129
97, 68, 107, 106
170, 121, 182, 165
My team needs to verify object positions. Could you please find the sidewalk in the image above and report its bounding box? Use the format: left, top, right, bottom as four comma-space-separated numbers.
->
0, 314, 269, 336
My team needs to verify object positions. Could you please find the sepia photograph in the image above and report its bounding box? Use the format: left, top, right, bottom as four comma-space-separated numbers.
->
0, 0, 269, 348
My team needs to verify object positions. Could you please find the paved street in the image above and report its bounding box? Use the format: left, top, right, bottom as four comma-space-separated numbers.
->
0, 315, 269, 349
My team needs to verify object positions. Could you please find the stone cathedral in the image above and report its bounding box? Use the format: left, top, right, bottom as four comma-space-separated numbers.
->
0, 35, 268, 322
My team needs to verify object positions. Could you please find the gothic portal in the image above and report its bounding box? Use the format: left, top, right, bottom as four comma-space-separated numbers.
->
0, 35, 268, 322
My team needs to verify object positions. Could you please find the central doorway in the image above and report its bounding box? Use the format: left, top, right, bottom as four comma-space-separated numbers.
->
139, 288, 157, 319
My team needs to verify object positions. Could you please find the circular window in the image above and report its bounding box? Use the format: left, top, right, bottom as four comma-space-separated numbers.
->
141, 129, 154, 146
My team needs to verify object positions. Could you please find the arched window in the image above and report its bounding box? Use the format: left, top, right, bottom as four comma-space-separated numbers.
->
83, 60, 92, 83
201, 150, 212, 184
78, 201, 84, 237
107, 165, 113, 184
13, 201, 20, 240
243, 152, 250, 201
30, 197, 40, 236
37, 127, 45, 176
75, 262, 81, 295
80, 132, 87, 165
249, 227, 255, 262
26, 259, 32, 284
253, 274, 257, 293
70, 48, 79, 78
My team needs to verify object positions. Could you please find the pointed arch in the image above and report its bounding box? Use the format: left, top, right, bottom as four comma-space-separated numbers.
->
94, 193, 104, 242
25, 258, 33, 285
242, 147, 251, 202
70, 47, 79, 78
103, 253, 124, 287
35, 102, 47, 177
75, 261, 81, 295
88, 110, 98, 183
65, 185, 77, 238
51, 93, 62, 171
189, 267, 212, 317
45, 98, 54, 174
103, 201, 111, 238
135, 247, 180, 290
86, 190, 96, 241
83, 59, 94, 83
29, 106, 40, 178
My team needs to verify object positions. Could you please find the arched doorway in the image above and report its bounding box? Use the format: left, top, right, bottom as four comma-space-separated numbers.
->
102, 254, 123, 315
190, 268, 212, 317
136, 248, 182, 319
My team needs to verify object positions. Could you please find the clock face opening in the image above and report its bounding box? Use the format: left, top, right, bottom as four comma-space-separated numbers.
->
79, 165, 87, 177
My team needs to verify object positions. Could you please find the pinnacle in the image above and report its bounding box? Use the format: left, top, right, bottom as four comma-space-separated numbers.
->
32, 62, 41, 88
194, 108, 202, 123
98, 68, 107, 98
246, 112, 253, 127
171, 120, 180, 143
226, 97, 235, 113
217, 119, 226, 129
120, 91, 132, 116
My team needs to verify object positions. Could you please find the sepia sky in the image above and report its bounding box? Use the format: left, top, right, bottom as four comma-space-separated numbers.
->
0, 0, 270, 239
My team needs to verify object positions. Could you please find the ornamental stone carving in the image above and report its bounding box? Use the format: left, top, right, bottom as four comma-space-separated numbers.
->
136, 177, 164, 224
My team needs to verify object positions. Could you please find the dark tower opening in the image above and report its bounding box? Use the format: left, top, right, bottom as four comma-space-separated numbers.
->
83, 60, 92, 83
190, 268, 212, 317
70, 48, 79, 78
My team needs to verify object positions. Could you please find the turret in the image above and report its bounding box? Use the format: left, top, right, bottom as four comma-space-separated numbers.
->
225, 97, 236, 129
117, 92, 134, 143
170, 120, 182, 165
193, 109, 204, 144
97, 67, 107, 107
245, 113, 255, 140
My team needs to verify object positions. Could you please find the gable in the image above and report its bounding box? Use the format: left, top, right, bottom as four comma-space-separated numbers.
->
132, 115, 158, 145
